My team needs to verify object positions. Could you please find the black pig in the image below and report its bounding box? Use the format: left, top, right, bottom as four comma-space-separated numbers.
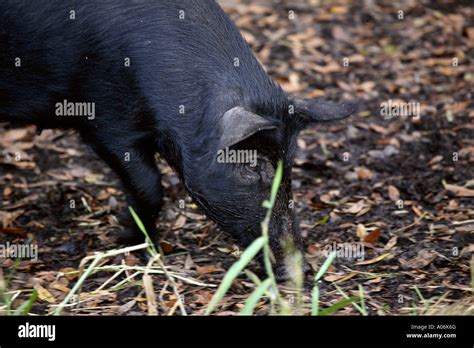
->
0, 0, 358, 280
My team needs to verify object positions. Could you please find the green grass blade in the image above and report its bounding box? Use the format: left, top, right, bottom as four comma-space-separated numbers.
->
53, 255, 102, 315
262, 160, 283, 209
413, 286, 429, 312
205, 236, 266, 315
315, 251, 337, 282
244, 270, 262, 286
128, 206, 158, 256
270, 161, 283, 205
334, 284, 366, 315
13, 289, 38, 316
128, 206, 147, 235
358, 284, 368, 315
240, 278, 272, 315
311, 285, 320, 316
318, 296, 360, 316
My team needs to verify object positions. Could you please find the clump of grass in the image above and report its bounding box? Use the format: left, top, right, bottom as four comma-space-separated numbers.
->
206, 161, 287, 315
0, 258, 37, 315
53, 242, 150, 315
205, 160, 362, 315
129, 206, 188, 315
52, 207, 206, 315
4, 161, 366, 316
52, 209, 206, 316
405, 278, 474, 315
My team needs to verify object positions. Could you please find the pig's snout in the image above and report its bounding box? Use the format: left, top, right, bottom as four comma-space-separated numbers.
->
279, 215, 292, 236
269, 214, 308, 282
275, 260, 310, 282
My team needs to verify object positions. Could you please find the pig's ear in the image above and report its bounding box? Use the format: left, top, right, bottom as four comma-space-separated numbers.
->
219, 106, 278, 149
290, 98, 360, 126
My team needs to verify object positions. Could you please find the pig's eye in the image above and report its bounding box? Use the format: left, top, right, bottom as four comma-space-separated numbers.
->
258, 157, 275, 185
237, 157, 275, 185
238, 163, 260, 183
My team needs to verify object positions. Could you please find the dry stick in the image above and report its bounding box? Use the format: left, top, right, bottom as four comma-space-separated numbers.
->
129, 206, 188, 315
392, 213, 426, 235
158, 281, 171, 313
54, 255, 102, 315
93, 265, 213, 287
148, 254, 187, 316
143, 272, 158, 315
122, 258, 132, 279
167, 299, 180, 316
143, 254, 163, 315
109, 271, 141, 291
70, 305, 122, 313
75, 244, 147, 309
77, 244, 148, 273
426, 291, 452, 315
96, 269, 126, 292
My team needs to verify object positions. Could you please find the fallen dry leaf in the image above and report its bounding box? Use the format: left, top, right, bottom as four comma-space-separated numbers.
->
356, 166, 373, 180
160, 241, 174, 254
356, 224, 368, 241
172, 215, 187, 230
344, 200, 367, 214
388, 185, 400, 202
324, 272, 357, 283
384, 236, 398, 250
307, 244, 319, 255
324, 274, 346, 282
50, 283, 70, 294
36, 285, 56, 304
0, 226, 28, 238
59, 267, 78, 281
0, 210, 25, 229
356, 253, 391, 265
411, 205, 424, 217
196, 265, 224, 274
443, 182, 474, 197
193, 290, 214, 305
399, 250, 437, 269
460, 244, 474, 256
363, 228, 381, 244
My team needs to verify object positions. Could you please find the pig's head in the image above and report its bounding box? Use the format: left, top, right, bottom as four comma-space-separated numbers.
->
182, 95, 359, 281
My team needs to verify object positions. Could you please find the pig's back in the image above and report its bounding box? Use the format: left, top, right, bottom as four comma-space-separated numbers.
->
0, 0, 284, 129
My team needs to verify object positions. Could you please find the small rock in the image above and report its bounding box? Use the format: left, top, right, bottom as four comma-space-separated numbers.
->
383, 145, 399, 157
368, 150, 386, 160
108, 196, 118, 209
344, 171, 358, 181
346, 125, 360, 139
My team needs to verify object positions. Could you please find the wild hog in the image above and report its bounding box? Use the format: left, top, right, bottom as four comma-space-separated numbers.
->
0, 0, 358, 280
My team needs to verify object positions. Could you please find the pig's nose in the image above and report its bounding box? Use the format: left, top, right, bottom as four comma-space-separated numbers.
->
274, 260, 311, 282
280, 215, 292, 235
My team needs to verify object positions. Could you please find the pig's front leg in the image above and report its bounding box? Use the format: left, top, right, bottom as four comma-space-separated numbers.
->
84, 133, 163, 246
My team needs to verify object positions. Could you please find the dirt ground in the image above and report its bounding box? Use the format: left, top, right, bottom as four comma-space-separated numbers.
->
1, 0, 473, 315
